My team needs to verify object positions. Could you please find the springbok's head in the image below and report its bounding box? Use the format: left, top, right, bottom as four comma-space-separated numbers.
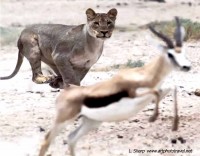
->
149, 17, 191, 72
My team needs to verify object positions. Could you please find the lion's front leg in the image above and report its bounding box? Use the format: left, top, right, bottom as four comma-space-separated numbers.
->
52, 53, 80, 89
48, 75, 63, 89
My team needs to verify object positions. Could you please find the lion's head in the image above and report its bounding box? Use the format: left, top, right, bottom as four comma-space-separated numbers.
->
86, 8, 117, 40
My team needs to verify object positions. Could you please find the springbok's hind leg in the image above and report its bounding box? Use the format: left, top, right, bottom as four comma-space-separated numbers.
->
39, 116, 76, 156
68, 116, 101, 156
39, 123, 65, 156
149, 88, 171, 122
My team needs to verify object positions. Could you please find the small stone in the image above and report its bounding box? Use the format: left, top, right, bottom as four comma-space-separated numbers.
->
117, 134, 123, 139
116, 2, 121, 6
171, 139, 177, 144
39, 126, 45, 132
129, 119, 139, 123
177, 137, 186, 144
51, 89, 60, 93
63, 140, 68, 145
129, 137, 133, 141
139, 126, 144, 129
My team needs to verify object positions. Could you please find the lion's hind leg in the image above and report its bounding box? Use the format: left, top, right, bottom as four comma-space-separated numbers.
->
20, 32, 53, 84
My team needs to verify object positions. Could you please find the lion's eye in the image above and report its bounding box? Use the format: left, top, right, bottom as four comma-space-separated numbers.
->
94, 22, 99, 26
107, 21, 112, 25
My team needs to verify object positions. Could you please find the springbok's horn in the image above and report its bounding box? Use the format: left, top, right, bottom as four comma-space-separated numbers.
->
174, 17, 183, 47
149, 25, 174, 49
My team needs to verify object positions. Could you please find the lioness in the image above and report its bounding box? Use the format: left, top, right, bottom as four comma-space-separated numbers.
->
0, 8, 117, 88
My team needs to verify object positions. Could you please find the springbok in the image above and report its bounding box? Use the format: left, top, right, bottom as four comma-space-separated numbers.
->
39, 17, 191, 156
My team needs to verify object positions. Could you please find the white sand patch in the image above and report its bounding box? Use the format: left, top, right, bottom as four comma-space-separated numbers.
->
0, 133, 42, 156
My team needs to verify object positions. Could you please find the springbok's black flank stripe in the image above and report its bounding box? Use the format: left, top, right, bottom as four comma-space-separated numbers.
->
83, 90, 129, 108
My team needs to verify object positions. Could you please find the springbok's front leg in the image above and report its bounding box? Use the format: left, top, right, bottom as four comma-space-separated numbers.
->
129, 88, 160, 122
149, 88, 171, 122
131, 88, 161, 122
68, 116, 101, 156
147, 87, 179, 131
172, 86, 179, 131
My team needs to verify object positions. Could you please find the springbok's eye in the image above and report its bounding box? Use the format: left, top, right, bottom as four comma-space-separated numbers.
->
107, 21, 112, 25
94, 22, 99, 26
168, 53, 174, 59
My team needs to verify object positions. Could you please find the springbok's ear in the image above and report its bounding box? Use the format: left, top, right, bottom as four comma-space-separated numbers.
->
107, 8, 117, 21
86, 8, 96, 21
145, 35, 167, 53
157, 44, 168, 53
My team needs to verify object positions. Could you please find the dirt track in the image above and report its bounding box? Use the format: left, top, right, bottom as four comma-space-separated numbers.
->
0, 0, 200, 156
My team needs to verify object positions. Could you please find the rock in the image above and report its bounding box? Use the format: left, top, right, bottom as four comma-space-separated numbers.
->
194, 89, 200, 96
11, 22, 22, 27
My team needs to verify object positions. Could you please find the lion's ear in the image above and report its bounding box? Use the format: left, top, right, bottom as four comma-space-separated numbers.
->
107, 8, 117, 21
86, 8, 96, 21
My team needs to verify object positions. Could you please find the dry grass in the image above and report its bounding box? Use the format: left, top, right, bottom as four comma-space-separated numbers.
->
91, 60, 145, 72
144, 18, 200, 41
0, 27, 22, 46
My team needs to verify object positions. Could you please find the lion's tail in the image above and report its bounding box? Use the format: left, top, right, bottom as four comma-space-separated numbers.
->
0, 40, 24, 80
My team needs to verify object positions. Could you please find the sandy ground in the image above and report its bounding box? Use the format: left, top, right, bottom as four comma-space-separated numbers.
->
0, 0, 200, 156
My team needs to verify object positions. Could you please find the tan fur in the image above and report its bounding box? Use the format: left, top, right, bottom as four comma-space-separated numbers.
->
39, 18, 191, 156
0, 8, 117, 89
